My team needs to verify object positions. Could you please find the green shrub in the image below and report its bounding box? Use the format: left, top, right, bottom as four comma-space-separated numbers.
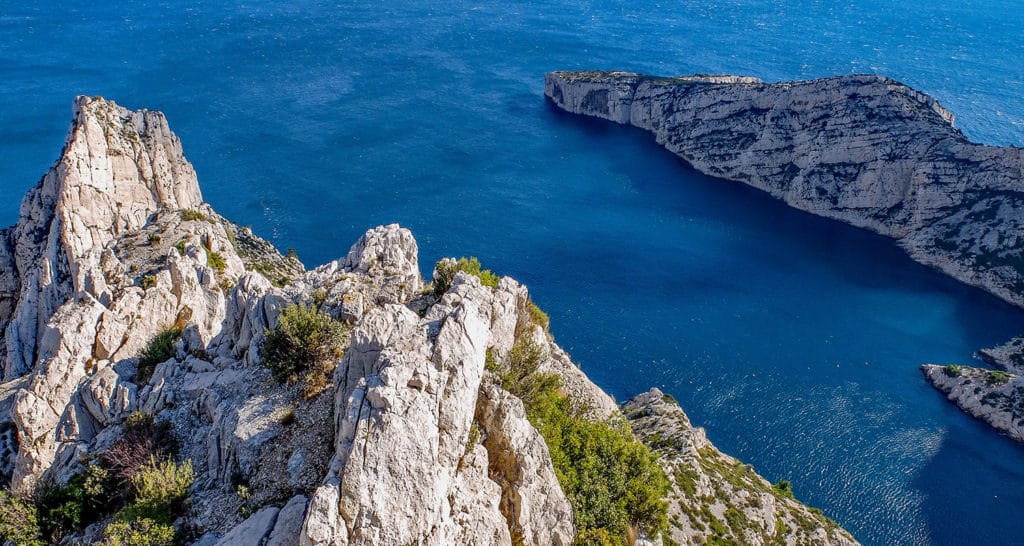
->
261, 303, 347, 397
225, 227, 239, 251
147, 234, 161, 245
490, 339, 669, 543
102, 459, 193, 546
174, 240, 186, 256
207, 250, 226, 272
986, 370, 1012, 386
527, 301, 550, 332
0, 490, 44, 546
140, 275, 157, 290
773, 480, 795, 499
127, 459, 193, 519
431, 257, 500, 298
495, 338, 561, 411
37, 464, 115, 540
574, 527, 618, 546
136, 327, 182, 384
179, 209, 206, 222
942, 365, 963, 378
102, 518, 175, 546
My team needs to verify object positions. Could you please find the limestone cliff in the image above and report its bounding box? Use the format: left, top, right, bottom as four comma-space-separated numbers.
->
0, 98, 856, 545
545, 70, 1024, 445
545, 71, 1024, 308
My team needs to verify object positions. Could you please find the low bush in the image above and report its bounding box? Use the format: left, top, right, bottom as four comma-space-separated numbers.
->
261, 303, 347, 397
36, 464, 115, 541
207, 250, 226, 272
986, 370, 1012, 386
431, 257, 500, 298
126, 459, 194, 519
136, 327, 182, 384
102, 517, 175, 546
942, 364, 964, 378
147, 234, 161, 245
773, 480, 795, 499
490, 338, 669, 544
101, 413, 179, 490
102, 459, 194, 546
140, 275, 157, 290
527, 301, 550, 332
179, 209, 206, 222
0, 490, 44, 545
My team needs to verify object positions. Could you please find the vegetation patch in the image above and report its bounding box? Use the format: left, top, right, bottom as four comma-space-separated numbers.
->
985, 370, 1012, 386
0, 490, 43, 545
3, 412, 184, 544
489, 338, 669, 545
140, 275, 157, 290
526, 301, 550, 332
431, 257, 500, 297
772, 480, 794, 499
206, 249, 226, 273
102, 459, 194, 546
136, 327, 182, 384
942, 365, 964, 378
179, 209, 207, 222
261, 303, 348, 398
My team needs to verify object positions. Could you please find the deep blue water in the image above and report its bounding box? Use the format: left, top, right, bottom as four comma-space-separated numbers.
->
2, 1, 1024, 544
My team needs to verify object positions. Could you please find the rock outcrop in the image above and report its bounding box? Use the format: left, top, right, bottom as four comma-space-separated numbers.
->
920, 336, 1024, 441
625, 389, 858, 546
0, 97, 858, 545
545, 70, 1024, 308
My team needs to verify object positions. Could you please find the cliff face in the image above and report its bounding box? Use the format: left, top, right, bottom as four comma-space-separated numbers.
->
545, 71, 1024, 308
0, 98, 856, 545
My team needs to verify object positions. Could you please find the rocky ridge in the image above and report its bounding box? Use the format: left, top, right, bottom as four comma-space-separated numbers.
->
545, 70, 1024, 443
0, 97, 856, 545
624, 390, 857, 546
920, 337, 1024, 442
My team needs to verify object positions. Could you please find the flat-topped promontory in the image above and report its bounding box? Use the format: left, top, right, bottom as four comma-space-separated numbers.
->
546, 70, 1023, 308
547, 69, 1024, 444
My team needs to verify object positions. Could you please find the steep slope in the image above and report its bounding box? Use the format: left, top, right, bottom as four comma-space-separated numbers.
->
625, 390, 857, 546
0, 97, 856, 545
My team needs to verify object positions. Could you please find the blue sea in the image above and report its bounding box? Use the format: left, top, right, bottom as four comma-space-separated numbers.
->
2, 1, 1023, 544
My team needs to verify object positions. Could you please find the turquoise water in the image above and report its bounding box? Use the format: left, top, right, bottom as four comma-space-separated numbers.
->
2, 2, 1024, 543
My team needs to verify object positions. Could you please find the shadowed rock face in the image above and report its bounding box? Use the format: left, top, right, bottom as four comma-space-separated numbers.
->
0, 97, 859, 545
545, 70, 1024, 308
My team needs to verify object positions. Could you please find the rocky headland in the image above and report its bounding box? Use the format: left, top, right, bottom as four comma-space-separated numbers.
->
545, 70, 1024, 444
0, 97, 856, 545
